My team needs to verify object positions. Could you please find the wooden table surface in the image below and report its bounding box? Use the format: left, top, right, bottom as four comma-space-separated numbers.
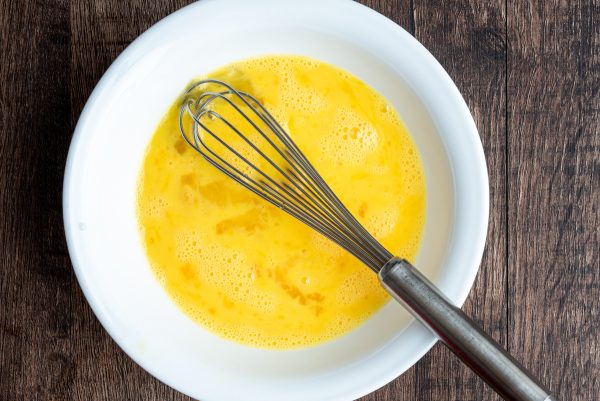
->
1, 0, 598, 400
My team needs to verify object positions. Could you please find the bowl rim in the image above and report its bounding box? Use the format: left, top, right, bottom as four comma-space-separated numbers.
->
63, 0, 489, 400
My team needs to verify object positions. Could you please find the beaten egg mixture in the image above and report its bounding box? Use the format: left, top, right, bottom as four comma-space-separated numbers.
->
136, 55, 426, 349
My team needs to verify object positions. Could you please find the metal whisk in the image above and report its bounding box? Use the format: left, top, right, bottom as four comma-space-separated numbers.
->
180, 79, 554, 401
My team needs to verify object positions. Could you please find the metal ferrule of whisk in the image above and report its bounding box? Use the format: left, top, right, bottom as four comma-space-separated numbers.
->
180, 79, 555, 401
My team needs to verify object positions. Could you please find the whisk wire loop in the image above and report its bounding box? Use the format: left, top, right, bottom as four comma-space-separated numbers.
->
180, 79, 392, 271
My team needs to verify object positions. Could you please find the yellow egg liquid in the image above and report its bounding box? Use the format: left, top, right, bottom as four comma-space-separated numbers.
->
136, 55, 426, 349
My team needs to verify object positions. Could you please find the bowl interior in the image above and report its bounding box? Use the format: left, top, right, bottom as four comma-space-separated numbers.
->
64, 1, 487, 400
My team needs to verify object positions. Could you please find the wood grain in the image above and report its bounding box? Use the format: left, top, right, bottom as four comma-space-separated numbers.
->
0, 0, 597, 400
1, 1, 73, 400
507, 1, 600, 400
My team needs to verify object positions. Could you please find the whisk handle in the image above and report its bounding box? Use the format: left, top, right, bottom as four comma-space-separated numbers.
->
378, 258, 555, 401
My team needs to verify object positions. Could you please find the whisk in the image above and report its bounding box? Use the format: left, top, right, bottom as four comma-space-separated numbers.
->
180, 79, 554, 401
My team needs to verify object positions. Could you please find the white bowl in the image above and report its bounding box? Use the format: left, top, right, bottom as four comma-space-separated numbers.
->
63, 0, 488, 400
